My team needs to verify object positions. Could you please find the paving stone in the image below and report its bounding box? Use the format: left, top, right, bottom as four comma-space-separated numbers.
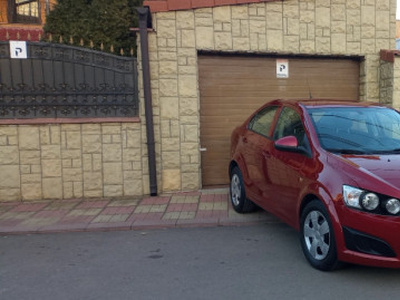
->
134, 206, 149, 213
198, 203, 214, 211
212, 202, 228, 210
92, 215, 113, 223
0, 211, 35, 220
76, 201, 109, 209
107, 199, 140, 207
170, 195, 187, 204
109, 214, 130, 222
162, 212, 180, 220
66, 208, 102, 217
0, 203, 18, 213
20, 217, 61, 227
11, 203, 49, 212
140, 197, 170, 205
44, 201, 80, 211
58, 215, 95, 224
178, 211, 196, 220
101, 207, 136, 215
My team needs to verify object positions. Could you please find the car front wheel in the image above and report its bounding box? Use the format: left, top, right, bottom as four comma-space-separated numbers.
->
230, 166, 256, 213
300, 200, 341, 271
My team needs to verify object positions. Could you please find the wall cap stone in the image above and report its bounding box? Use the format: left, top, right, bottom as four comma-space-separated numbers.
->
198, 49, 364, 60
380, 49, 400, 63
0, 117, 140, 126
144, 0, 283, 13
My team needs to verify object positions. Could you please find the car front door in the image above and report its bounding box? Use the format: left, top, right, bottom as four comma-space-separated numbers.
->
265, 107, 312, 226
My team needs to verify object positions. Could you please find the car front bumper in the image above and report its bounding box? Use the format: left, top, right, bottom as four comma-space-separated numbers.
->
336, 205, 400, 268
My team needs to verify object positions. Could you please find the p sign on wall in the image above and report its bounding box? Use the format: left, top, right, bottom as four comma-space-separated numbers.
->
276, 59, 289, 78
10, 41, 28, 59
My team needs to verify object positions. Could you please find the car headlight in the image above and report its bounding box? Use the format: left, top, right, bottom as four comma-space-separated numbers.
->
342, 185, 363, 209
360, 193, 379, 211
385, 199, 400, 215
343, 185, 400, 215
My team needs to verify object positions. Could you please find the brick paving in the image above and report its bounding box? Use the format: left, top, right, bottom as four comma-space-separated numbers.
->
0, 188, 280, 235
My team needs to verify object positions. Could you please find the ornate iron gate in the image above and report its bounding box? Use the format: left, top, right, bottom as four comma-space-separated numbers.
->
0, 41, 138, 119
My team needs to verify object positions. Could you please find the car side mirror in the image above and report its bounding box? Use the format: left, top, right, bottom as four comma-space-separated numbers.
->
275, 136, 298, 148
274, 136, 310, 157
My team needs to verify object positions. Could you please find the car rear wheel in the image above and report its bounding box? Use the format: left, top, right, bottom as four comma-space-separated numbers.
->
230, 166, 257, 213
300, 200, 341, 271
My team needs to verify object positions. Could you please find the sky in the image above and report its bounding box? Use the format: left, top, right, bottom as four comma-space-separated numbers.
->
398, 0, 400, 19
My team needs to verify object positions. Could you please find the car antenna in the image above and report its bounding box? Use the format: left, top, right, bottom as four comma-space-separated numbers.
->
307, 78, 313, 99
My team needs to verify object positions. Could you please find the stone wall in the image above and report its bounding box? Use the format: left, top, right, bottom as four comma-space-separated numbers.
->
143, 0, 397, 192
0, 123, 145, 201
378, 50, 400, 109
380, 59, 394, 105
393, 57, 400, 109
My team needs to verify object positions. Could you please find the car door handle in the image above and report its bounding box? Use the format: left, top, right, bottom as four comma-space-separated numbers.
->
262, 150, 271, 158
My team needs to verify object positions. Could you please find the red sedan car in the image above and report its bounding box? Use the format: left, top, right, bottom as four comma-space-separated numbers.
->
229, 99, 400, 271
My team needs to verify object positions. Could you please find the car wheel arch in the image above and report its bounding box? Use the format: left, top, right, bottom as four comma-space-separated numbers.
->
298, 193, 337, 230
298, 194, 321, 229
229, 160, 239, 177
229, 154, 248, 178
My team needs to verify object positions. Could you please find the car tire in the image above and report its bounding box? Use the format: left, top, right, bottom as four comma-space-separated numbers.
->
300, 200, 342, 271
230, 166, 257, 213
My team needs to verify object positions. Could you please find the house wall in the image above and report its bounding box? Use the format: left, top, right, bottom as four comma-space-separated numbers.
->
141, 0, 397, 192
0, 0, 57, 25
0, 0, 57, 41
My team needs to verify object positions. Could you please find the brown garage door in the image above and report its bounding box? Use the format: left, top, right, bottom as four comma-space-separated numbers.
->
199, 54, 360, 187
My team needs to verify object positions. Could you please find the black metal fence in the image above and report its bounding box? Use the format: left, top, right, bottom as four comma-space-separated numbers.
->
0, 41, 139, 119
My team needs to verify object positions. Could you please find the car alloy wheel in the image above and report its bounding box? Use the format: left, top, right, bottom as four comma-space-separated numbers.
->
303, 210, 330, 260
300, 200, 341, 271
229, 166, 256, 213
230, 173, 241, 207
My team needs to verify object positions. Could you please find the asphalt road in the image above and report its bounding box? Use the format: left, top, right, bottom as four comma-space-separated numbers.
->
1, 224, 400, 300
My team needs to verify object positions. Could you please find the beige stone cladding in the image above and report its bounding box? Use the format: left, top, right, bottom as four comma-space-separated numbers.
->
380, 59, 394, 106
142, 0, 397, 192
394, 57, 400, 109
380, 55, 400, 110
0, 123, 144, 201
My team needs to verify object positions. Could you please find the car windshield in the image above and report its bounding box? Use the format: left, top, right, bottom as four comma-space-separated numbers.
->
307, 106, 400, 155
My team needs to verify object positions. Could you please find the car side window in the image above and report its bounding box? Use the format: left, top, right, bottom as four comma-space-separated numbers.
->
249, 106, 278, 137
273, 107, 310, 149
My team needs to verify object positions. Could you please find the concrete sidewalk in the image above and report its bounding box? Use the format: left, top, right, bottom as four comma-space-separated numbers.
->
0, 188, 279, 235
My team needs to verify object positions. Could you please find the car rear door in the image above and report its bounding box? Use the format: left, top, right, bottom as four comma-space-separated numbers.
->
241, 105, 279, 203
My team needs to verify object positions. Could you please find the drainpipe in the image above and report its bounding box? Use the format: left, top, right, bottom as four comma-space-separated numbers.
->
137, 7, 158, 196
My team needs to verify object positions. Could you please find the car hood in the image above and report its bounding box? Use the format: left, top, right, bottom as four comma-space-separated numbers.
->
341, 154, 400, 188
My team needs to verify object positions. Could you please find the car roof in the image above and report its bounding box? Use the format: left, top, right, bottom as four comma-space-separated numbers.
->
270, 99, 384, 109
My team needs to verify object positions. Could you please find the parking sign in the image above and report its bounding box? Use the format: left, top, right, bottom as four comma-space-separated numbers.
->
10, 41, 28, 59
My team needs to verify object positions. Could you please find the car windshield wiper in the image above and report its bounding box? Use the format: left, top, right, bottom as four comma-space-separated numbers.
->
325, 148, 369, 155
372, 148, 400, 154
317, 133, 362, 148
